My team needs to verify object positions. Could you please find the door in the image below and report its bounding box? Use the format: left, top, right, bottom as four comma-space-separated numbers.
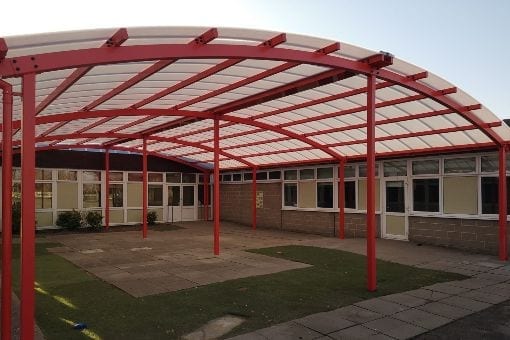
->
181, 185, 196, 221
167, 185, 181, 222
383, 179, 408, 240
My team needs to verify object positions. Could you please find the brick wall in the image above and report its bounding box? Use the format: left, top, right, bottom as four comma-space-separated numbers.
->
409, 216, 510, 255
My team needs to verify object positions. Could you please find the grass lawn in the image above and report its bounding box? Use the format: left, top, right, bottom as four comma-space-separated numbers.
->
6, 242, 465, 339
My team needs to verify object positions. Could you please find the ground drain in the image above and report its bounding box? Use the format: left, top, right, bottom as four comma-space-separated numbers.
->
181, 314, 246, 340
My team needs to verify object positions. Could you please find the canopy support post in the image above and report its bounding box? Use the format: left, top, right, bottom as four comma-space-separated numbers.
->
204, 172, 209, 221
142, 137, 148, 238
338, 159, 345, 239
499, 146, 508, 261
104, 148, 110, 230
213, 118, 220, 255
252, 168, 257, 230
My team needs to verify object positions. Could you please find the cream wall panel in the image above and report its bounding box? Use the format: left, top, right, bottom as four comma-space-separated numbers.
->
57, 182, 78, 209
127, 183, 143, 207
298, 181, 316, 208
358, 179, 380, 211
443, 176, 478, 214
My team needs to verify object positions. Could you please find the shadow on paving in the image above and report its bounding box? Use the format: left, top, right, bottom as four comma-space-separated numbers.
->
414, 299, 510, 340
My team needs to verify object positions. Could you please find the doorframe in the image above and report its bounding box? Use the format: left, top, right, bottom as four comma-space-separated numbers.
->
381, 176, 409, 240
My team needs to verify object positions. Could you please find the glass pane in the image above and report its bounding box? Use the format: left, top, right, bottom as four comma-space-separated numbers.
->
35, 183, 52, 209
12, 182, 21, 202
36, 169, 52, 180
345, 181, 356, 209
413, 179, 439, 212
284, 170, 297, 180
83, 183, 101, 208
83, 171, 101, 182
168, 186, 180, 206
243, 172, 253, 181
232, 173, 242, 181
182, 173, 196, 183
256, 172, 267, 181
148, 173, 163, 182
300, 169, 315, 180
268, 171, 281, 180
13, 169, 21, 181
198, 174, 204, 183
198, 184, 204, 205
444, 157, 476, 174
317, 167, 333, 179
386, 181, 405, 213
317, 182, 333, 208
109, 184, 123, 208
223, 174, 232, 182
359, 164, 380, 177
345, 166, 355, 178
284, 183, 297, 207
481, 177, 498, 214
148, 185, 163, 206
58, 170, 77, 181
182, 186, 194, 206
481, 155, 498, 173
166, 173, 181, 183
384, 161, 407, 177
109, 171, 123, 182
412, 160, 439, 175
128, 173, 143, 182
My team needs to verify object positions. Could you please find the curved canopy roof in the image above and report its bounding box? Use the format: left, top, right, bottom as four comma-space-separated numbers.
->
1, 26, 509, 171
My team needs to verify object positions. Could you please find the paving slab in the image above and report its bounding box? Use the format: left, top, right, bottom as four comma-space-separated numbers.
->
294, 311, 355, 334
363, 316, 427, 339
460, 289, 510, 304
422, 282, 470, 295
329, 305, 383, 324
439, 295, 492, 312
254, 322, 322, 340
380, 292, 428, 307
354, 298, 410, 315
404, 289, 450, 301
444, 277, 498, 290
328, 325, 392, 340
392, 308, 452, 330
417, 302, 473, 319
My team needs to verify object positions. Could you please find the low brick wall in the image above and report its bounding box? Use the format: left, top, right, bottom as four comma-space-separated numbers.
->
409, 216, 510, 255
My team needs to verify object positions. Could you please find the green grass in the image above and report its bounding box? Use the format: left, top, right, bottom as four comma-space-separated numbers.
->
6, 243, 465, 340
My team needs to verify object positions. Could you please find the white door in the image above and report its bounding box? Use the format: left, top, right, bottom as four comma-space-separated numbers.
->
181, 185, 196, 221
382, 179, 408, 240
167, 185, 181, 222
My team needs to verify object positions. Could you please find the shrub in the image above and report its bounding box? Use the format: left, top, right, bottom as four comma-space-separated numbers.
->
84, 211, 103, 230
56, 210, 82, 230
147, 211, 158, 225
12, 201, 21, 234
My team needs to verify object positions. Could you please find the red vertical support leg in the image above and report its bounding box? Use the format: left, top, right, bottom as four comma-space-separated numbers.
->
142, 138, 148, 239
366, 73, 377, 292
20, 73, 36, 340
252, 168, 257, 230
338, 160, 345, 239
204, 172, 209, 221
104, 149, 110, 230
499, 146, 508, 261
1, 81, 13, 340
213, 118, 220, 255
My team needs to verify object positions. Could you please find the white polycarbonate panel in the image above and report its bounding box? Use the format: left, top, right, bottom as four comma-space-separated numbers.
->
47, 118, 102, 136
168, 146, 203, 156
147, 142, 179, 152
82, 138, 115, 145
35, 123, 60, 137
87, 116, 147, 133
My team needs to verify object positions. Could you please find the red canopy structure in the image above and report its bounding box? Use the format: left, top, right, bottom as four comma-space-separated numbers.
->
1, 27, 509, 339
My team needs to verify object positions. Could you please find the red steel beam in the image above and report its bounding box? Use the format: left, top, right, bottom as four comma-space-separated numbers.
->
366, 72, 376, 292
20, 73, 36, 340
1, 80, 13, 340
499, 146, 508, 261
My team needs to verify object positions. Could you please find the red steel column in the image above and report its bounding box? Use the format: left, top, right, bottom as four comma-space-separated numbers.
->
142, 137, 148, 238
204, 172, 209, 221
104, 148, 110, 230
1, 81, 13, 340
213, 118, 220, 255
499, 146, 508, 261
366, 73, 377, 292
20, 73, 36, 340
338, 160, 345, 239
252, 168, 257, 230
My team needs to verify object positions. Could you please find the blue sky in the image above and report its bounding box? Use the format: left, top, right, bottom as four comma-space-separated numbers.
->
1, 0, 509, 118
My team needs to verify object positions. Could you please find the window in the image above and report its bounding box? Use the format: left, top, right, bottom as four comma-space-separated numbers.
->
223, 174, 232, 182
148, 185, 163, 206
128, 172, 143, 182
83, 183, 101, 208
13, 169, 21, 181
317, 167, 333, 179
148, 173, 163, 182
317, 182, 333, 208
182, 173, 196, 183
345, 165, 355, 178
386, 181, 405, 213
35, 183, 52, 209
481, 177, 510, 214
384, 161, 407, 177
166, 173, 181, 183
182, 186, 194, 206
284, 170, 297, 180
83, 171, 101, 182
198, 184, 211, 206
243, 172, 253, 181
268, 171, 281, 180
58, 170, 77, 181
109, 184, 123, 207
284, 183, 297, 207
413, 179, 439, 212
479, 155, 510, 173
444, 157, 476, 174
36, 169, 52, 180
412, 160, 439, 175
345, 181, 356, 209
232, 173, 242, 182
359, 164, 380, 177
256, 172, 267, 181
109, 171, 123, 182
299, 168, 315, 180
12, 182, 21, 202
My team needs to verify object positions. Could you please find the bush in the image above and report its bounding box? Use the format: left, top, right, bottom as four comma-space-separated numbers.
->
56, 210, 82, 230
12, 201, 21, 234
147, 211, 158, 225
84, 211, 103, 230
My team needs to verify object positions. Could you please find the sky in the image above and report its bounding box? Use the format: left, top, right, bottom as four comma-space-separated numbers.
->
1, 0, 509, 118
